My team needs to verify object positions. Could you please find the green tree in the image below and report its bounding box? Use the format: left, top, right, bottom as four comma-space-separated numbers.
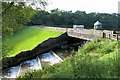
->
29, 8, 119, 30
2, 0, 48, 38
2, 2, 36, 37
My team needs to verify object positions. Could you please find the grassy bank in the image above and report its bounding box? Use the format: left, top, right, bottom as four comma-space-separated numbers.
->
18, 38, 120, 79
3, 27, 62, 57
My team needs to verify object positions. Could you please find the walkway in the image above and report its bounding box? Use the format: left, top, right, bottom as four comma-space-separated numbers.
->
33, 26, 120, 41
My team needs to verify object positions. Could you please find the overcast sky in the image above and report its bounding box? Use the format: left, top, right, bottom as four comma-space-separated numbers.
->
46, 0, 120, 13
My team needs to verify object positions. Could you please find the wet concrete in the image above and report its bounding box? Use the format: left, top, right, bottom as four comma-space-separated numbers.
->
2, 51, 63, 78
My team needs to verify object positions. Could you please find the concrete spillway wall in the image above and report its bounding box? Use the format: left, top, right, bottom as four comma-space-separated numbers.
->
39, 26, 117, 40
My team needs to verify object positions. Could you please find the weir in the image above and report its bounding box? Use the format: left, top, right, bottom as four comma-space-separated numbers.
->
2, 51, 63, 78
18, 57, 42, 76
2, 32, 87, 78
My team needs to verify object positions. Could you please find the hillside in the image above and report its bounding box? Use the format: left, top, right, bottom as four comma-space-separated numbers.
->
2, 27, 62, 57
18, 38, 120, 79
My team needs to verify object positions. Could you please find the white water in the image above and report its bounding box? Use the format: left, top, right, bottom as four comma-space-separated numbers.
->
19, 58, 42, 76
2, 66, 20, 78
39, 51, 63, 66
2, 51, 63, 78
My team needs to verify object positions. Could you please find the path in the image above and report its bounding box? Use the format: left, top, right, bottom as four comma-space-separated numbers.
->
32, 25, 120, 41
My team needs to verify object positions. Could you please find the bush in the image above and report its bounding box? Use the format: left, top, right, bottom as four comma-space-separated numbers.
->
18, 38, 119, 79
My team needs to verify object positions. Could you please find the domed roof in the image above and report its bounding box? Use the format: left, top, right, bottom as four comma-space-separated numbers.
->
94, 21, 102, 26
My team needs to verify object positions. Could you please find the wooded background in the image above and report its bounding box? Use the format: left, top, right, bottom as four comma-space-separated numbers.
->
2, 2, 120, 38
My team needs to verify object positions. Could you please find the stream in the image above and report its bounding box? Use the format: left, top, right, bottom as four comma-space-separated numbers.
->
1, 31, 88, 79
2, 49, 75, 78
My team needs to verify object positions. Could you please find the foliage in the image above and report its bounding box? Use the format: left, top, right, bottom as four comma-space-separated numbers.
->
2, 0, 49, 38
18, 38, 119, 79
2, 27, 62, 57
29, 9, 119, 30
2, 2, 37, 38
27, 0, 48, 10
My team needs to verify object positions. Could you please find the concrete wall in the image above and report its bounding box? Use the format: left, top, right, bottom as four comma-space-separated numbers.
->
38, 26, 119, 41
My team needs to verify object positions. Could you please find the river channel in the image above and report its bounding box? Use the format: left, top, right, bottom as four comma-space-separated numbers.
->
2, 48, 76, 78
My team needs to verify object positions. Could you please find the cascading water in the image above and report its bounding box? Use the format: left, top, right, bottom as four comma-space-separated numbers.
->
2, 51, 63, 78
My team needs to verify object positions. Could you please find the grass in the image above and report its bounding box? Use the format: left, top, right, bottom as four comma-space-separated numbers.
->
0, 37, 2, 59
2, 27, 62, 57
17, 38, 120, 79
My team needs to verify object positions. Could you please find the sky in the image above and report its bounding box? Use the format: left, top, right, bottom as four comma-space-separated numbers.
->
46, 0, 120, 13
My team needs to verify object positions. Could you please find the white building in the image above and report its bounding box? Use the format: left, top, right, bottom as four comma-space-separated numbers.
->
94, 21, 102, 30
73, 25, 84, 29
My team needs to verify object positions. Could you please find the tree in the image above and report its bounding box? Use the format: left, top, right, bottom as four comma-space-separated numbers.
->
30, 10, 49, 25
28, 0, 48, 10
2, 2, 37, 37
2, 0, 48, 37
29, 8, 119, 30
